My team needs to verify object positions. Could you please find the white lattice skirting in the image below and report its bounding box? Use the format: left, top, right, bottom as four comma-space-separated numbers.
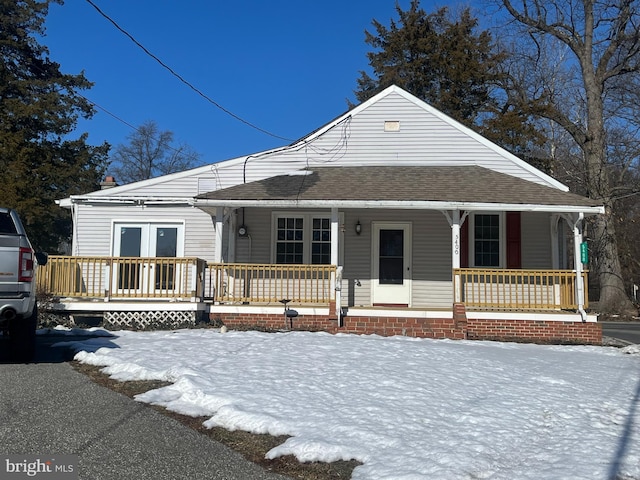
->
103, 310, 197, 330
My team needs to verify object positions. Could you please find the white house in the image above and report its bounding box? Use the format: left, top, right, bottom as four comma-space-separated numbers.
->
46, 85, 604, 343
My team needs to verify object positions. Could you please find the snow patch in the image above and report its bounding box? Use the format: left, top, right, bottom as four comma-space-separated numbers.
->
67, 329, 640, 479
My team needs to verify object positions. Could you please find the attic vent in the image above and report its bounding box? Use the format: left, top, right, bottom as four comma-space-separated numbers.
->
198, 177, 217, 195
384, 121, 400, 132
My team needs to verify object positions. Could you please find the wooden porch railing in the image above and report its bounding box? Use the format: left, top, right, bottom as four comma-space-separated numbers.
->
38, 256, 206, 300
205, 263, 337, 304
453, 268, 588, 310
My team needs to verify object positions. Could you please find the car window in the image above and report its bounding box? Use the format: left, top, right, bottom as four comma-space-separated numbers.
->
0, 212, 18, 234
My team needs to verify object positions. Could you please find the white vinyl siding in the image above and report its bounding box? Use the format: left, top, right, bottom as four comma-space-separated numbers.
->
411, 210, 453, 308
84, 90, 562, 205
220, 91, 558, 188
73, 204, 216, 261
521, 212, 553, 269
342, 209, 453, 309
233, 208, 271, 263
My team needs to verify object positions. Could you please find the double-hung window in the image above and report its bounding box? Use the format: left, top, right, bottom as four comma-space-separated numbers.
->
274, 214, 333, 264
472, 213, 502, 267
276, 217, 304, 263
311, 218, 331, 264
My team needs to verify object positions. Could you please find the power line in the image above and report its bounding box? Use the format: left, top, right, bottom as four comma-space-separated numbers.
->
84, 0, 292, 142
76, 92, 204, 160
21, 51, 198, 159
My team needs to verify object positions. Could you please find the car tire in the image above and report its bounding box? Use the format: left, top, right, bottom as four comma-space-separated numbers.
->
9, 306, 37, 362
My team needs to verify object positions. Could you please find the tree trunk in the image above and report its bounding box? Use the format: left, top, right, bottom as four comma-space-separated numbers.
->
590, 205, 636, 314
583, 75, 637, 315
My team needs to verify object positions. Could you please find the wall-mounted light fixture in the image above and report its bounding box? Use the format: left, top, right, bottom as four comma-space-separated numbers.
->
355, 220, 362, 235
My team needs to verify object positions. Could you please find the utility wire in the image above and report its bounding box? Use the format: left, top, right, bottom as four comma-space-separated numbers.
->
75, 91, 206, 162
84, 0, 292, 142
24, 53, 197, 159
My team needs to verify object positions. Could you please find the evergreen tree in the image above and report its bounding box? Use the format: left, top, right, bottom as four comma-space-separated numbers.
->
0, 0, 109, 252
355, 1, 545, 165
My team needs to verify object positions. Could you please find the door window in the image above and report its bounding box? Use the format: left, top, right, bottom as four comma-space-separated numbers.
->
113, 223, 184, 292
118, 227, 142, 289
379, 229, 404, 284
154, 227, 178, 290
371, 222, 412, 306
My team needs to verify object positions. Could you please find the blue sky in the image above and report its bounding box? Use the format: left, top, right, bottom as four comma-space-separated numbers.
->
42, 0, 448, 169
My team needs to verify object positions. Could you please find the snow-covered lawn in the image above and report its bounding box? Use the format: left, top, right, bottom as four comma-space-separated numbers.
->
54, 327, 640, 480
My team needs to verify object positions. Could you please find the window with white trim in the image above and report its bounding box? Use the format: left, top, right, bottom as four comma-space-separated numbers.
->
471, 213, 503, 267
276, 217, 304, 263
311, 218, 331, 264
273, 213, 335, 264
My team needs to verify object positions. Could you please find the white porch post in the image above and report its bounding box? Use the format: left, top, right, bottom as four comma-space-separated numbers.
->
570, 212, 587, 321
330, 207, 339, 266
451, 210, 462, 303
550, 214, 560, 269
330, 208, 342, 324
228, 208, 237, 263
214, 206, 224, 264
451, 210, 461, 269
441, 210, 465, 303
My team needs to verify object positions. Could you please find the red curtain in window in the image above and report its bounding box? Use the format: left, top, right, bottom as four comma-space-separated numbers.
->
460, 213, 469, 268
506, 212, 522, 269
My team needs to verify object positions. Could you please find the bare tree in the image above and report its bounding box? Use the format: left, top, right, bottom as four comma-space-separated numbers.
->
495, 0, 640, 315
110, 120, 200, 184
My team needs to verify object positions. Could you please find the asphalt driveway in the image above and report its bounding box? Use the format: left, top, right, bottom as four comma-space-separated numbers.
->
0, 335, 290, 480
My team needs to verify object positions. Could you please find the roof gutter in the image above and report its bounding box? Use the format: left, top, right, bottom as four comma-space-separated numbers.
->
57, 196, 194, 208
191, 198, 605, 215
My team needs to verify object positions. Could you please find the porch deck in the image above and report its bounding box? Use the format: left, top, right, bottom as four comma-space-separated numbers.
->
453, 268, 588, 311
37, 257, 587, 312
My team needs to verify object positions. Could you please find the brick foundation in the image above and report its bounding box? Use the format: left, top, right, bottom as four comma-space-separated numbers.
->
465, 318, 602, 345
211, 306, 602, 345
211, 310, 338, 332
213, 311, 465, 339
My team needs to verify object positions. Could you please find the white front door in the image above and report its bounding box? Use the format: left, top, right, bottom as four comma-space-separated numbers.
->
112, 223, 184, 294
371, 222, 412, 306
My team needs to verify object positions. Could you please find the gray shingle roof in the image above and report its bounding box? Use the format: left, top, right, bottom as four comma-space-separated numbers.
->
196, 166, 601, 208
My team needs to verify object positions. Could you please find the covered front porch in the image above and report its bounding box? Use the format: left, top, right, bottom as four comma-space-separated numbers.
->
37, 256, 600, 343
42, 167, 605, 342
38, 256, 588, 310
185, 165, 604, 342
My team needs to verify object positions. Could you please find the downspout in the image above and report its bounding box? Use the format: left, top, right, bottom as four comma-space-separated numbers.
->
335, 266, 343, 327
71, 202, 79, 256
214, 206, 224, 264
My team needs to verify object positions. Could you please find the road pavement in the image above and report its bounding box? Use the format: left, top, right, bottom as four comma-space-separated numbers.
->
601, 321, 640, 345
0, 334, 290, 480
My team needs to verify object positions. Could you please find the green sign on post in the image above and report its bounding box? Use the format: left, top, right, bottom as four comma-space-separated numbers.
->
580, 242, 589, 264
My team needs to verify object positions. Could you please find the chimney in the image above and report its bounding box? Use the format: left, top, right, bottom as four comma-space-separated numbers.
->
100, 175, 117, 190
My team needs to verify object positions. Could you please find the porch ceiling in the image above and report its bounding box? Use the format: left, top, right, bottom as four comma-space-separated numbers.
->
194, 166, 604, 214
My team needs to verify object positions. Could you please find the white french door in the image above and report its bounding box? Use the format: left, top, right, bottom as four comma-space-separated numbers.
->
371, 222, 412, 306
112, 223, 184, 294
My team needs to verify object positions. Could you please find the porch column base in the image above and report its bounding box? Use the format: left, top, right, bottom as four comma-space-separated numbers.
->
328, 300, 337, 318
453, 302, 468, 338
